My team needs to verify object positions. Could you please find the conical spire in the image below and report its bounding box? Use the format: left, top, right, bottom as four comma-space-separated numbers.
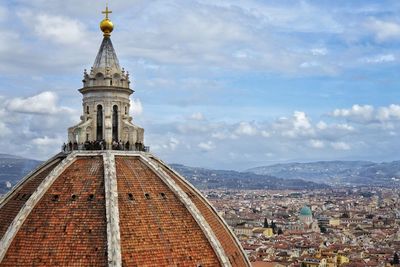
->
93, 37, 121, 72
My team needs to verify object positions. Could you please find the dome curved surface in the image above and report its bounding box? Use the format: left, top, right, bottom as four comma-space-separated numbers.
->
0, 151, 250, 267
300, 205, 312, 216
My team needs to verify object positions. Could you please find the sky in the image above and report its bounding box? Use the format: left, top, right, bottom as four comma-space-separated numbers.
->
0, 0, 400, 170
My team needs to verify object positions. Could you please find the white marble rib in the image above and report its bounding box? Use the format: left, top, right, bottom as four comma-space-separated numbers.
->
103, 152, 122, 267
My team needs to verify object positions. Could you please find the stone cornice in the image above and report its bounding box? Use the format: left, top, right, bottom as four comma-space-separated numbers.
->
79, 86, 134, 95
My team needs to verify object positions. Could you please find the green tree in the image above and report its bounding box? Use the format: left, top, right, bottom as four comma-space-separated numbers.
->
393, 252, 399, 265
271, 220, 277, 234
263, 218, 269, 228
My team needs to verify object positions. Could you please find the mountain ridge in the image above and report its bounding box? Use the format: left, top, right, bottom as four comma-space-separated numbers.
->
169, 163, 328, 190
246, 160, 400, 185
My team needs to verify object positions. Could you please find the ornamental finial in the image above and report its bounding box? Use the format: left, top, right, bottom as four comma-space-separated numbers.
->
100, 4, 114, 37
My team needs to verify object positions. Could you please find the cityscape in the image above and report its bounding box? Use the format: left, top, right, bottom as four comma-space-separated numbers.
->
1, 1, 400, 266
205, 187, 400, 266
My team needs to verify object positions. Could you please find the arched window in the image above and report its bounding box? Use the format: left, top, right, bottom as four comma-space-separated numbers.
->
112, 105, 118, 141
125, 106, 128, 115
95, 73, 104, 79
86, 106, 89, 114
96, 105, 103, 140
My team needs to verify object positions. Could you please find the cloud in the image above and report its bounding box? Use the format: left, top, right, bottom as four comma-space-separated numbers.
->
316, 121, 328, 130
143, 104, 396, 169
366, 18, 400, 42
165, 137, 179, 151
261, 130, 271, 138
32, 136, 63, 146
332, 104, 400, 123
331, 141, 351, 151
332, 105, 375, 123
0, 91, 77, 160
0, 121, 11, 138
130, 98, 143, 117
198, 141, 216, 151
190, 112, 205, 121
6, 91, 73, 115
310, 139, 325, 149
275, 111, 314, 138
377, 104, 400, 121
1, 1, 399, 78
235, 122, 257, 136
311, 48, 328, 56
361, 54, 396, 64
34, 14, 87, 45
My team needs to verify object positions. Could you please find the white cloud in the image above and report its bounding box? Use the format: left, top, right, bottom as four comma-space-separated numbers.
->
32, 136, 62, 146
165, 137, 179, 151
377, 104, 400, 121
310, 139, 325, 149
316, 121, 328, 130
235, 122, 257, 136
190, 112, 204, 121
311, 48, 328, 56
198, 141, 216, 151
332, 104, 375, 123
300, 61, 319, 68
277, 111, 314, 138
331, 142, 351, 151
34, 14, 86, 45
6, 91, 73, 115
332, 104, 400, 123
261, 130, 271, 138
130, 98, 143, 116
0, 121, 11, 137
366, 19, 400, 42
211, 132, 227, 140
362, 54, 396, 64
293, 111, 312, 130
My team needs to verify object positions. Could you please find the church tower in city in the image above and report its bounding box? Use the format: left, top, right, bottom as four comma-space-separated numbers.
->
0, 6, 250, 267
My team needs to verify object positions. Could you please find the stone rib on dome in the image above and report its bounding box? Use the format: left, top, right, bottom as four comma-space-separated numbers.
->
0, 151, 250, 267
93, 37, 121, 72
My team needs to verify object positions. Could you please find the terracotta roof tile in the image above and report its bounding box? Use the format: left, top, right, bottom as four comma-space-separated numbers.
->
1, 157, 107, 267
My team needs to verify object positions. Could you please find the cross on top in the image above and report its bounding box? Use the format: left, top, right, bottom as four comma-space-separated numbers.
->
102, 5, 112, 19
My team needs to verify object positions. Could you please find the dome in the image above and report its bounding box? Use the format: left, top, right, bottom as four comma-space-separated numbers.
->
0, 151, 250, 266
300, 205, 312, 216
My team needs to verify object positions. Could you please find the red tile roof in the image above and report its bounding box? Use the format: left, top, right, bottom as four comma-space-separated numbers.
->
0, 153, 250, 266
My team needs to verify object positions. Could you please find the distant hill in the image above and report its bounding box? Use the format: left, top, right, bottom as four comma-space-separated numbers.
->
246, 161, 400, 186
0, 153, 328, 195
8, 153, 398, 193
0, 154, 42, 194
170, 164, 328, 190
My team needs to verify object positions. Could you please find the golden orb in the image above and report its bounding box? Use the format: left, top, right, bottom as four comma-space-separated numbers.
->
100, 18, 114, 37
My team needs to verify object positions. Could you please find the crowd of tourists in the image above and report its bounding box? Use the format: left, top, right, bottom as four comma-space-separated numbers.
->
62, 140, 147, 152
